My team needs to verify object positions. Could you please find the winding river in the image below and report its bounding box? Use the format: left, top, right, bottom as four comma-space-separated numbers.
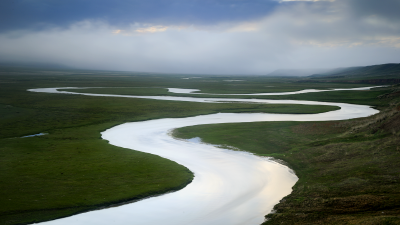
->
30, 87, 380, 225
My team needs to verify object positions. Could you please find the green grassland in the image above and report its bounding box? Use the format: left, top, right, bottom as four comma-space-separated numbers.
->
0, 67, 343, 224
73, 86, 391, 110
70, 81, 368, 95
173, 85, 400, 224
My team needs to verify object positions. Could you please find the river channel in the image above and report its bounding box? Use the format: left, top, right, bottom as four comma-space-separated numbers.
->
30, 87, 380, 225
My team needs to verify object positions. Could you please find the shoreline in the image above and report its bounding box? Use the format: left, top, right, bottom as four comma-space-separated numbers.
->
31, 86, 379, 225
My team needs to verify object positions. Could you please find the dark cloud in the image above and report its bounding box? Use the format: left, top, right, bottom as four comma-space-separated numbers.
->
263, 0, 400, 46
345, 0, 400, 21
0, 0, 278, 32
0, 0, 399, 74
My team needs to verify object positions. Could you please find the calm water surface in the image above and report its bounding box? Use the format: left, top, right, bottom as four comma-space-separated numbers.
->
30, 87, 379, 225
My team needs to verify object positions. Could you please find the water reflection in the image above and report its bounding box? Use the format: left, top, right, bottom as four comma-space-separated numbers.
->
186, 137, 202, 143
31, 87, 379, 225
21, 133, 47, 138
167, 86, 384, 95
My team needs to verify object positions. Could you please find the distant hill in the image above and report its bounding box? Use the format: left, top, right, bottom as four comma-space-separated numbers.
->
267, 68, 333, 77
309, 63, 400, 79
0, 61, 75, 70
304, 63, 400, 84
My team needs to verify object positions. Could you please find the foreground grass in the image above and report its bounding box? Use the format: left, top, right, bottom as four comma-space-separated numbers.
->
0, 123, 193, 224
0, 69, 341, 224
173, 87, 400, 224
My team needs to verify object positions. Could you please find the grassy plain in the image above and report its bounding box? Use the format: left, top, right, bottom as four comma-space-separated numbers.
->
72, 85, 390, 108
71, 81, 368, 95
173, 85, 400, 224
0, 67, 344, 224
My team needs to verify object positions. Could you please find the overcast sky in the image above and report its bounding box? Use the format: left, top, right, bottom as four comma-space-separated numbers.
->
1, 0, 399, 74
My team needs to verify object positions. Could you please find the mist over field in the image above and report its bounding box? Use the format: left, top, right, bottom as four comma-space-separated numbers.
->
2, 1, 400, 225
1, 0, 399, 74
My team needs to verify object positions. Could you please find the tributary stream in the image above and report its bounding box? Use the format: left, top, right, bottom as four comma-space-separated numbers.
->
30, 87, 380, 225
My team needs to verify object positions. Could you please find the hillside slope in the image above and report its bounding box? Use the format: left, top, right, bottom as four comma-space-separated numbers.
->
264, 85, 400, 224
306, 63, 400, 84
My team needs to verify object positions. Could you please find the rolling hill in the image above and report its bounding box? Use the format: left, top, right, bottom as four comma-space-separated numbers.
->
306, 63, 400, 84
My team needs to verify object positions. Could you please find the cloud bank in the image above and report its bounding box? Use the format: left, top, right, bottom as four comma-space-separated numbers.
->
0, 0, 399, 74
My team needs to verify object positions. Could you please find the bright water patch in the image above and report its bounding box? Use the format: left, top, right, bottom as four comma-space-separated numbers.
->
30, 87, 380, 225
21, 133, 47, 138
167, 88, 200, 94
181, 77, 202, 80
164, 86, 384, 96
186, 137, 202, 143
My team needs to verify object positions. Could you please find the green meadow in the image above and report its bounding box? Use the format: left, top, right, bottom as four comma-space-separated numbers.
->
0, 67, 342, 224
174, 84, 400, 224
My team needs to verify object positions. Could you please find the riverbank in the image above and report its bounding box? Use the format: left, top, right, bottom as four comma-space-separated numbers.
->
30, 86, 382, 224
0, 69, 343, 224
173, 85, 400, 224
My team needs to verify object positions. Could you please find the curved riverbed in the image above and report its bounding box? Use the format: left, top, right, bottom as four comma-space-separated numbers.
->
167, 86, 384, 95
30, 87, 379, 225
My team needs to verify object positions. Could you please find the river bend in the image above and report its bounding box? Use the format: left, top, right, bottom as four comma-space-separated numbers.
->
30, 87, 379, 225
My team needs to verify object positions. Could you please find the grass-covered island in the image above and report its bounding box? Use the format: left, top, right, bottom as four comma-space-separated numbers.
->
1, 65, 400, 224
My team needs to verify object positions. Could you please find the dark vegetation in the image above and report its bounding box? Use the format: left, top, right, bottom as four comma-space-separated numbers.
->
173, 84, 400, 224
305, 63, 400, 84
0, 66, 341, 224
